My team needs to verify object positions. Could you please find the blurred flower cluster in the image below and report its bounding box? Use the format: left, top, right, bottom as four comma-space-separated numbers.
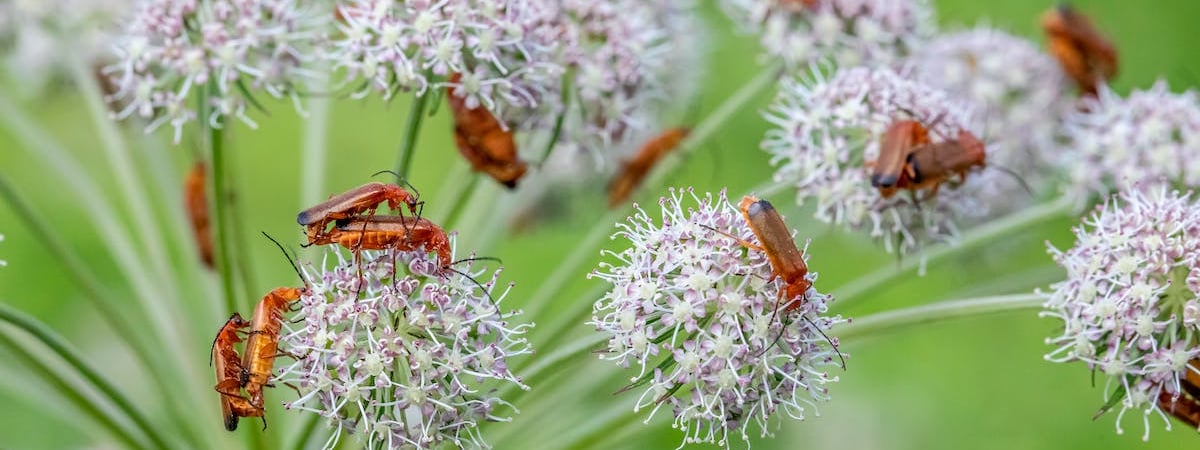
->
0, 0, 130, 95
1059, 82, 1200, 203
278, 247, 532, 449
720, 0, 934, 68
591, 188, 845, 448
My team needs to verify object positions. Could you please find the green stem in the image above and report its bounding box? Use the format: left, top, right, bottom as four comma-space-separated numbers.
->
227, 166, 259, 307
513, 283, 607, 378
0, 327, 149, 450
537, 73, 572, 164
837, 293, 1045, 342
0, 303, 173, 449
208, 123, 238, 315
833, 195, 1074, 311
393, 93, 430, 182
300, 74, 332, 209
520, 333, 606, 392
521, 64, 780, 326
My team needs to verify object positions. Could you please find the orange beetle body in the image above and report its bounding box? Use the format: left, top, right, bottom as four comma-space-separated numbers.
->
446, 73, 527, 188
297, 181, 422, 243
184, 162, 215, 268
738, 196, 811, 312
872, 120, 932, 197
240, 287, 306, 410
1041, 5, 1118, 97
312, 216, 453, 268
210, 313, 262, 431
607, 127, 690, 209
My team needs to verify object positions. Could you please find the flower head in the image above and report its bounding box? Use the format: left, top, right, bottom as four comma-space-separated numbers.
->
590, 188, 845, 448
1060, 82, 1200, 203
1041, 187, 1200, 439
106, 0, 328, 142
0, 0, 131, 95
907, 27, 1070, 215
719, 0, 934, 68
277, 245, 533, 449
545, 0, 705, 154
0, 232, 5, 268
329, 0, 564, 114
762, 65, 979, 256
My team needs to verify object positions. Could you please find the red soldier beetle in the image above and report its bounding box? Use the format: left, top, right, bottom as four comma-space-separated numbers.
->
1041, 4, 1118, 97
297, 178, 423, 244
314, 216, 452, 268
607, 127, 691, 209
210, 312, 264, 431
316, 216, 502, 307
871, 119, 933, 197
184, 162, 215, 268
445, 73, 528, 188
703, 196, 844, 366
900, 129, 988, 196
240, 286, 307, 411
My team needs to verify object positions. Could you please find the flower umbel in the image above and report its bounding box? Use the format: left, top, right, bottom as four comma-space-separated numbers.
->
719, 0, 933, 68
106, 0, 328, 142
590, 188, 845, 448
1060, 82, 1200, 203
277, 246, 533, 449
762, 65, 979, 256
1041, 187, 1200, 440
0, 0, 131, 95
329, 0, 564, 114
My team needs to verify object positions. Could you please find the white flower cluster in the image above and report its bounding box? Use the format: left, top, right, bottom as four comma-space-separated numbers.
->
277, 246, 532, 449
720, 0, 934, 68
106, 0, 328, 142
0, 0, 131, 94
329, 0, 564, 117
591, 188, 845, 448
1042, 187, 1200, 440
1060, 82, 1200, 203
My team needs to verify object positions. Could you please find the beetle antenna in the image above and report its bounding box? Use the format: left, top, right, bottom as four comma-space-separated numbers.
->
444, 265, 501, 309
262, 231, 305, 285
802, 315, 846, 370
370, 169, 422, 198
990, 164, 1035, 196
450, 256, 502, 266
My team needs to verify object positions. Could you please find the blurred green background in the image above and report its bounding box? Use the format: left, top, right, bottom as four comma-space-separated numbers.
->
1, 0, 1199, 448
